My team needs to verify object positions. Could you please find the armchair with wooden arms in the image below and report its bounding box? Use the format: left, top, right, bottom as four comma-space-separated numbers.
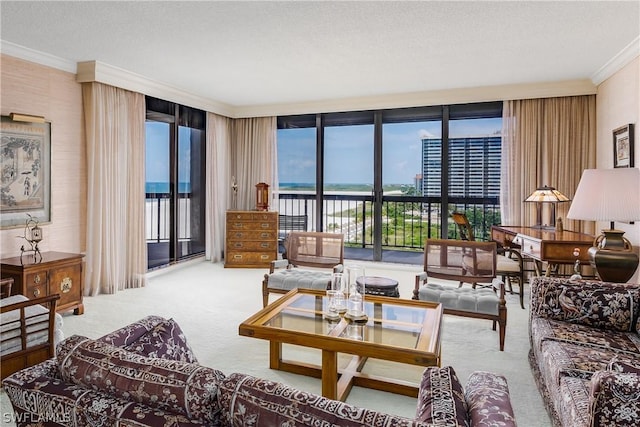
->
413, 239, 507, 351
262, 231, 344, 307
451, 212, 525, 309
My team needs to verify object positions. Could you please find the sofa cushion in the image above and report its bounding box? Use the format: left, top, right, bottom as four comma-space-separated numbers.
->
589, 370, 640, 426
531, 317, 640, 356
465, 371, 516, 427
98, 314, 167, 347
530, 279, 640, 332
415, 366, 469, 426
124, 317, 198, 363
57, 335, 225, 423
219, 372, 423, 427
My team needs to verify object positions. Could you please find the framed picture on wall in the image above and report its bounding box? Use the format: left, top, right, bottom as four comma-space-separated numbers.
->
0, 115, 51, 228
613, 123, 634, 168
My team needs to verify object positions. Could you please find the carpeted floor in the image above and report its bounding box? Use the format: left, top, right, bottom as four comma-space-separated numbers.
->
1, 258, 551, 426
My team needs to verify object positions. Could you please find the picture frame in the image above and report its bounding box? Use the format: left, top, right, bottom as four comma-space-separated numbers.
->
613, 123, 634, 168
0, 115, 51, 228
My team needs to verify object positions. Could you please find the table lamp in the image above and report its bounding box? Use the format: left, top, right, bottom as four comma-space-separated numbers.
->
524, 185, 570, 229
567, 168, 640, 282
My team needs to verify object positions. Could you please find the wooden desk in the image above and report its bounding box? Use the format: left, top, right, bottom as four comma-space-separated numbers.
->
491, 226, 595, 276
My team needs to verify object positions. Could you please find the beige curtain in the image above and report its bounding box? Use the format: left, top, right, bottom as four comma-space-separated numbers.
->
231, 117, 277, 210
83, 82, 147, 295
205, 112, 232, 262
501, 95, 596, 234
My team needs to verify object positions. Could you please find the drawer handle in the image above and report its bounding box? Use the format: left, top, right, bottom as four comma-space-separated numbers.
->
61, 277, 72, 293
33, 288, 41, 298
260, 243, 269, 248
33, 274, 41, 285
260, 255, 270, 259
233, 255, 243, 259
261, 233, 269, 238
234, 243, 243, 248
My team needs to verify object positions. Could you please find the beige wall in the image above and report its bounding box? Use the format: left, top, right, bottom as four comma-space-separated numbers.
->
0, 55, 86, 258
596, 56, 640, 281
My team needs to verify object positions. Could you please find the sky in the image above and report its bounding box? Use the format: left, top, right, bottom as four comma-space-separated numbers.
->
145, 117, 502, 186
278, 117, 502, 185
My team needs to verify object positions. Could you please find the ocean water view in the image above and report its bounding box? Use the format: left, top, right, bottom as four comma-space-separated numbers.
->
145, 182, 191, 193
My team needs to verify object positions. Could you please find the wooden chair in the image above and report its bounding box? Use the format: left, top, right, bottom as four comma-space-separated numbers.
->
451, 212, 525, 309
262, 231, 344, 307
413, 238, 507, 351
1, 293, 60, 380
1, 278, 13, 298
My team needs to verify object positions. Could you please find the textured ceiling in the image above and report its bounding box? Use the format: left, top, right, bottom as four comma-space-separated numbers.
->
1, 1, 639, 108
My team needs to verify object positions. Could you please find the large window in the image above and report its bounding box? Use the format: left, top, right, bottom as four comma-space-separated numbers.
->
145, 97, 206, 269
277, 102, 502, 260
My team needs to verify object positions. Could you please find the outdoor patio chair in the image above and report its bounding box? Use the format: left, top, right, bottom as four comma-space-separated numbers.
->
451, 212, 525, 309
413, 238, 507, 351
262, 231, 344, 307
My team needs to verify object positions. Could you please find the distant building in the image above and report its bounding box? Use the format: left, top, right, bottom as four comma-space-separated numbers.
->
421, 135, 501, 198
414, 174, 423, 193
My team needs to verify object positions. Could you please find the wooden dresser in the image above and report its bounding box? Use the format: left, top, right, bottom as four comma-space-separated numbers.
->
0, 251, 84, 314
225, 211, 278, 268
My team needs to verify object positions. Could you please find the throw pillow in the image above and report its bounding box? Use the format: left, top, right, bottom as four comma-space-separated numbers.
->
590, 370, 640, 427
124, 317, 198, 363
57, 335, 225, 423
415, 366, 469, 427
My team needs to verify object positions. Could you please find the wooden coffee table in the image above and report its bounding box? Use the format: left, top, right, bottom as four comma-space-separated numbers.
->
239, 288, 443, 401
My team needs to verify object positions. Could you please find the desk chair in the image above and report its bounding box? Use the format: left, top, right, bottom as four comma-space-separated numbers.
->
451, 212, 525, 309
262, 231, 344, 307
413, 238, 507, 351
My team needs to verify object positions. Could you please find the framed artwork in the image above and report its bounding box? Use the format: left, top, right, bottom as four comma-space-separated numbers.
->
0, 115, 51, 228
613, 123, 634, 168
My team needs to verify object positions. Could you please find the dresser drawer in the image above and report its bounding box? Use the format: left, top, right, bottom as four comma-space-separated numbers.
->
227, 211, 278, 222
25, 271, 48, 299
227, 220, 276, 231
228, 240, 278, 251
227, 230, 278, 241
226, 251, 274, 266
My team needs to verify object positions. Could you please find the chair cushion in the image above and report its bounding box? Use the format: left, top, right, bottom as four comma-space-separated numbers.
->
415, 366, 469, 426
123, 317, 198, 363
266, 268, 332, 291
419, 283, 499, 315
57, 335, 226, 423
496, 255, 520, 273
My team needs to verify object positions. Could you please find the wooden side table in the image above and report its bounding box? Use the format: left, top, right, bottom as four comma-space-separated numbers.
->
0, 251, 84, 315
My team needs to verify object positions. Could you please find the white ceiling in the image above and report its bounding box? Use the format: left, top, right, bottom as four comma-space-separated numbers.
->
1, 1, 639, 114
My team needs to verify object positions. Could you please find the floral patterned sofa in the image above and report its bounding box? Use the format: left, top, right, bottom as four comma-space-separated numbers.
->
529, 277, 640, 427
3, 315, 517, 427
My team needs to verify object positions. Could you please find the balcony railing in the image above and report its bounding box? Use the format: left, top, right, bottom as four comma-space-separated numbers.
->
146, 191, 501, 250
277, 192, 501, 250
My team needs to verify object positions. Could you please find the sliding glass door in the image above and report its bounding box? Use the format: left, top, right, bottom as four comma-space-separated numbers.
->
145, 97, 206, 269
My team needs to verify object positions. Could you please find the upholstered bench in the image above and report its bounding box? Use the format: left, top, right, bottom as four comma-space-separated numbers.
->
415, 280, 507, 351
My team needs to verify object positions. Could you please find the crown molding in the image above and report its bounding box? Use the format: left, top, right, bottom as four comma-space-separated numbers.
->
236, 80, 597, 118
1, 40, 76, 73
76, 61, 236, 118
591, 36, 640, 85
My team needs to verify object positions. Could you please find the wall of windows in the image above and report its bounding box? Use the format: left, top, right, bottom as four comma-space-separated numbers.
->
277, 102, 502, 259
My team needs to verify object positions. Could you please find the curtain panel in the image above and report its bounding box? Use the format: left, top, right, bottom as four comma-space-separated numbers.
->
205, 112, 232, 262
82, 82, 147, 295
501, 96, 596, 234
231, 117, 277, 211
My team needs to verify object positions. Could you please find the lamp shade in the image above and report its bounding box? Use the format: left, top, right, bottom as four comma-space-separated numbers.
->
525, 185, 570, 203
567, 168, 640, 222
